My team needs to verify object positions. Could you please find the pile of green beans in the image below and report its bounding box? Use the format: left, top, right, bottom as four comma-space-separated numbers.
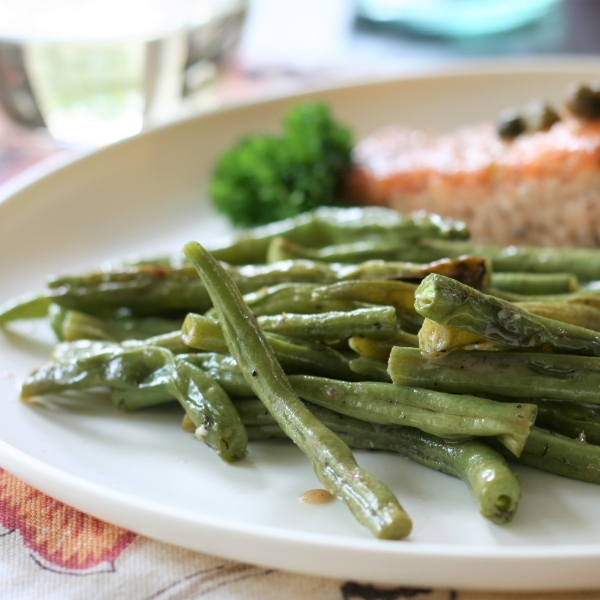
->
7, 206, 600, 539
387, 273, 600, 484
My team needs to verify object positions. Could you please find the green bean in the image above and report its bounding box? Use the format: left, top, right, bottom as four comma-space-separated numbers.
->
486, 289, 600, 308
490, 272, 579, 295
226, 283, 363, 318
313, 280, 423, 332
182, 353, 254, 397
113, 351, 248, 413
22, 346, 166, 398
417, 318, 486, 357
112, 388, 175, 411
21, 345, 246, 462
266, 237, 409, 264
116, 352, 396, 410
48, 303, 68, 340
193, 307, 396, 344
181, 314, 228, 354
314, 279, 417, 307
47, 264, 199, 291
44, 255, 485, 321
113, 382, 520, 523
49, 331, 191, 364
389, 347, 600, 405
349, 330, 418, 363
287, 375, 536, 457
51, 306, 183, 342
415, 274, 600, 357
349, 356, 392, 383
122, 254, 189, 268
210, 206, 469, 265
257, 306, 397, 340
182, 313, 361, 381
135, 331, 191, 354
335, 255, 491, 290
418, 300, 600, 354
47, 261, 336, 318
171, 357, 247, 462
46, 264, 211, 317
0, 291, 51, 323
528, 399, 600, 445
492, 426, 600, 484
406, 240, 600, 282
50, 339, 119, 362
514, 301, 600, 332
183, 240, 413, 540
266, 240, 495, 290
235, 398, 520, 524
35, 336, 520, 524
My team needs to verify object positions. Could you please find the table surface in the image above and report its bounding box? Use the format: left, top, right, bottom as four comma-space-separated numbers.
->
3, 1, 600, 597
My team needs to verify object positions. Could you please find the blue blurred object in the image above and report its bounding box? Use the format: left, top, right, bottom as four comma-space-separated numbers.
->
356, 0, 563, 37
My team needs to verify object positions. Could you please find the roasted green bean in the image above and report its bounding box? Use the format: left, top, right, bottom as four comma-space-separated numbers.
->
349, 330, 418, 363
183, 240, 413, 540
182, 313, 361, 381
0, 291, 50, 323
287, 375, 536, 457
188, 307, 396, 344
227, 283, 363, 317
490, 272, 579, 295
417, 318, 485, 357
50, 305, 183, 342
492, 426, 600, 484
21, 345, 246, 462
389, 347, 600, 405
403, 239, 600, 282
349, 356, 392, 383
266, 237, 407, 264
415, 274, 600, 357
235, 399, 520, 524
531, 399, 600, 446
210, 206, 469, 265
313, 280, 423, 332
515, 301, 600, 332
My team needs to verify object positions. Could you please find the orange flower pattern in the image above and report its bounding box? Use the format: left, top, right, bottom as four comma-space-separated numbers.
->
0, 468, 136, 570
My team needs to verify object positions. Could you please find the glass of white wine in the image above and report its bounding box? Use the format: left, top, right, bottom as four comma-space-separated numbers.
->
0, 0, 246, 147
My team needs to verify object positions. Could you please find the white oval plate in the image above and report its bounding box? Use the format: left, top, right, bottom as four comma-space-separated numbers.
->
2, 59, 600, 592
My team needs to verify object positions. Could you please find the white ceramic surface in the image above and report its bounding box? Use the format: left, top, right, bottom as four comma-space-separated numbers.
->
2, 59, 600, 591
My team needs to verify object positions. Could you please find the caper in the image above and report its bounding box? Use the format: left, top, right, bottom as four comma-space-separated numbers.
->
524, 100, 560, 132
565, 83, 600, 120
497, 108, 526, 140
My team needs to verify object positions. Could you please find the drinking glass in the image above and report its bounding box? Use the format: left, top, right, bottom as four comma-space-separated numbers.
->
0, 0, 247, 147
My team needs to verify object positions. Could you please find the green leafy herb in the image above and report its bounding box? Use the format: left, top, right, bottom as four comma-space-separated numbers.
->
210, 101, 353, 227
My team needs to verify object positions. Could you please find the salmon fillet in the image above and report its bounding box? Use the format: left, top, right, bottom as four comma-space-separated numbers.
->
346, 116, 600, 247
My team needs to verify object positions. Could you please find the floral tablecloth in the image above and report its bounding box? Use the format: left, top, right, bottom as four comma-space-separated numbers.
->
4, 465, 600, 600
3, 465, 600, 600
